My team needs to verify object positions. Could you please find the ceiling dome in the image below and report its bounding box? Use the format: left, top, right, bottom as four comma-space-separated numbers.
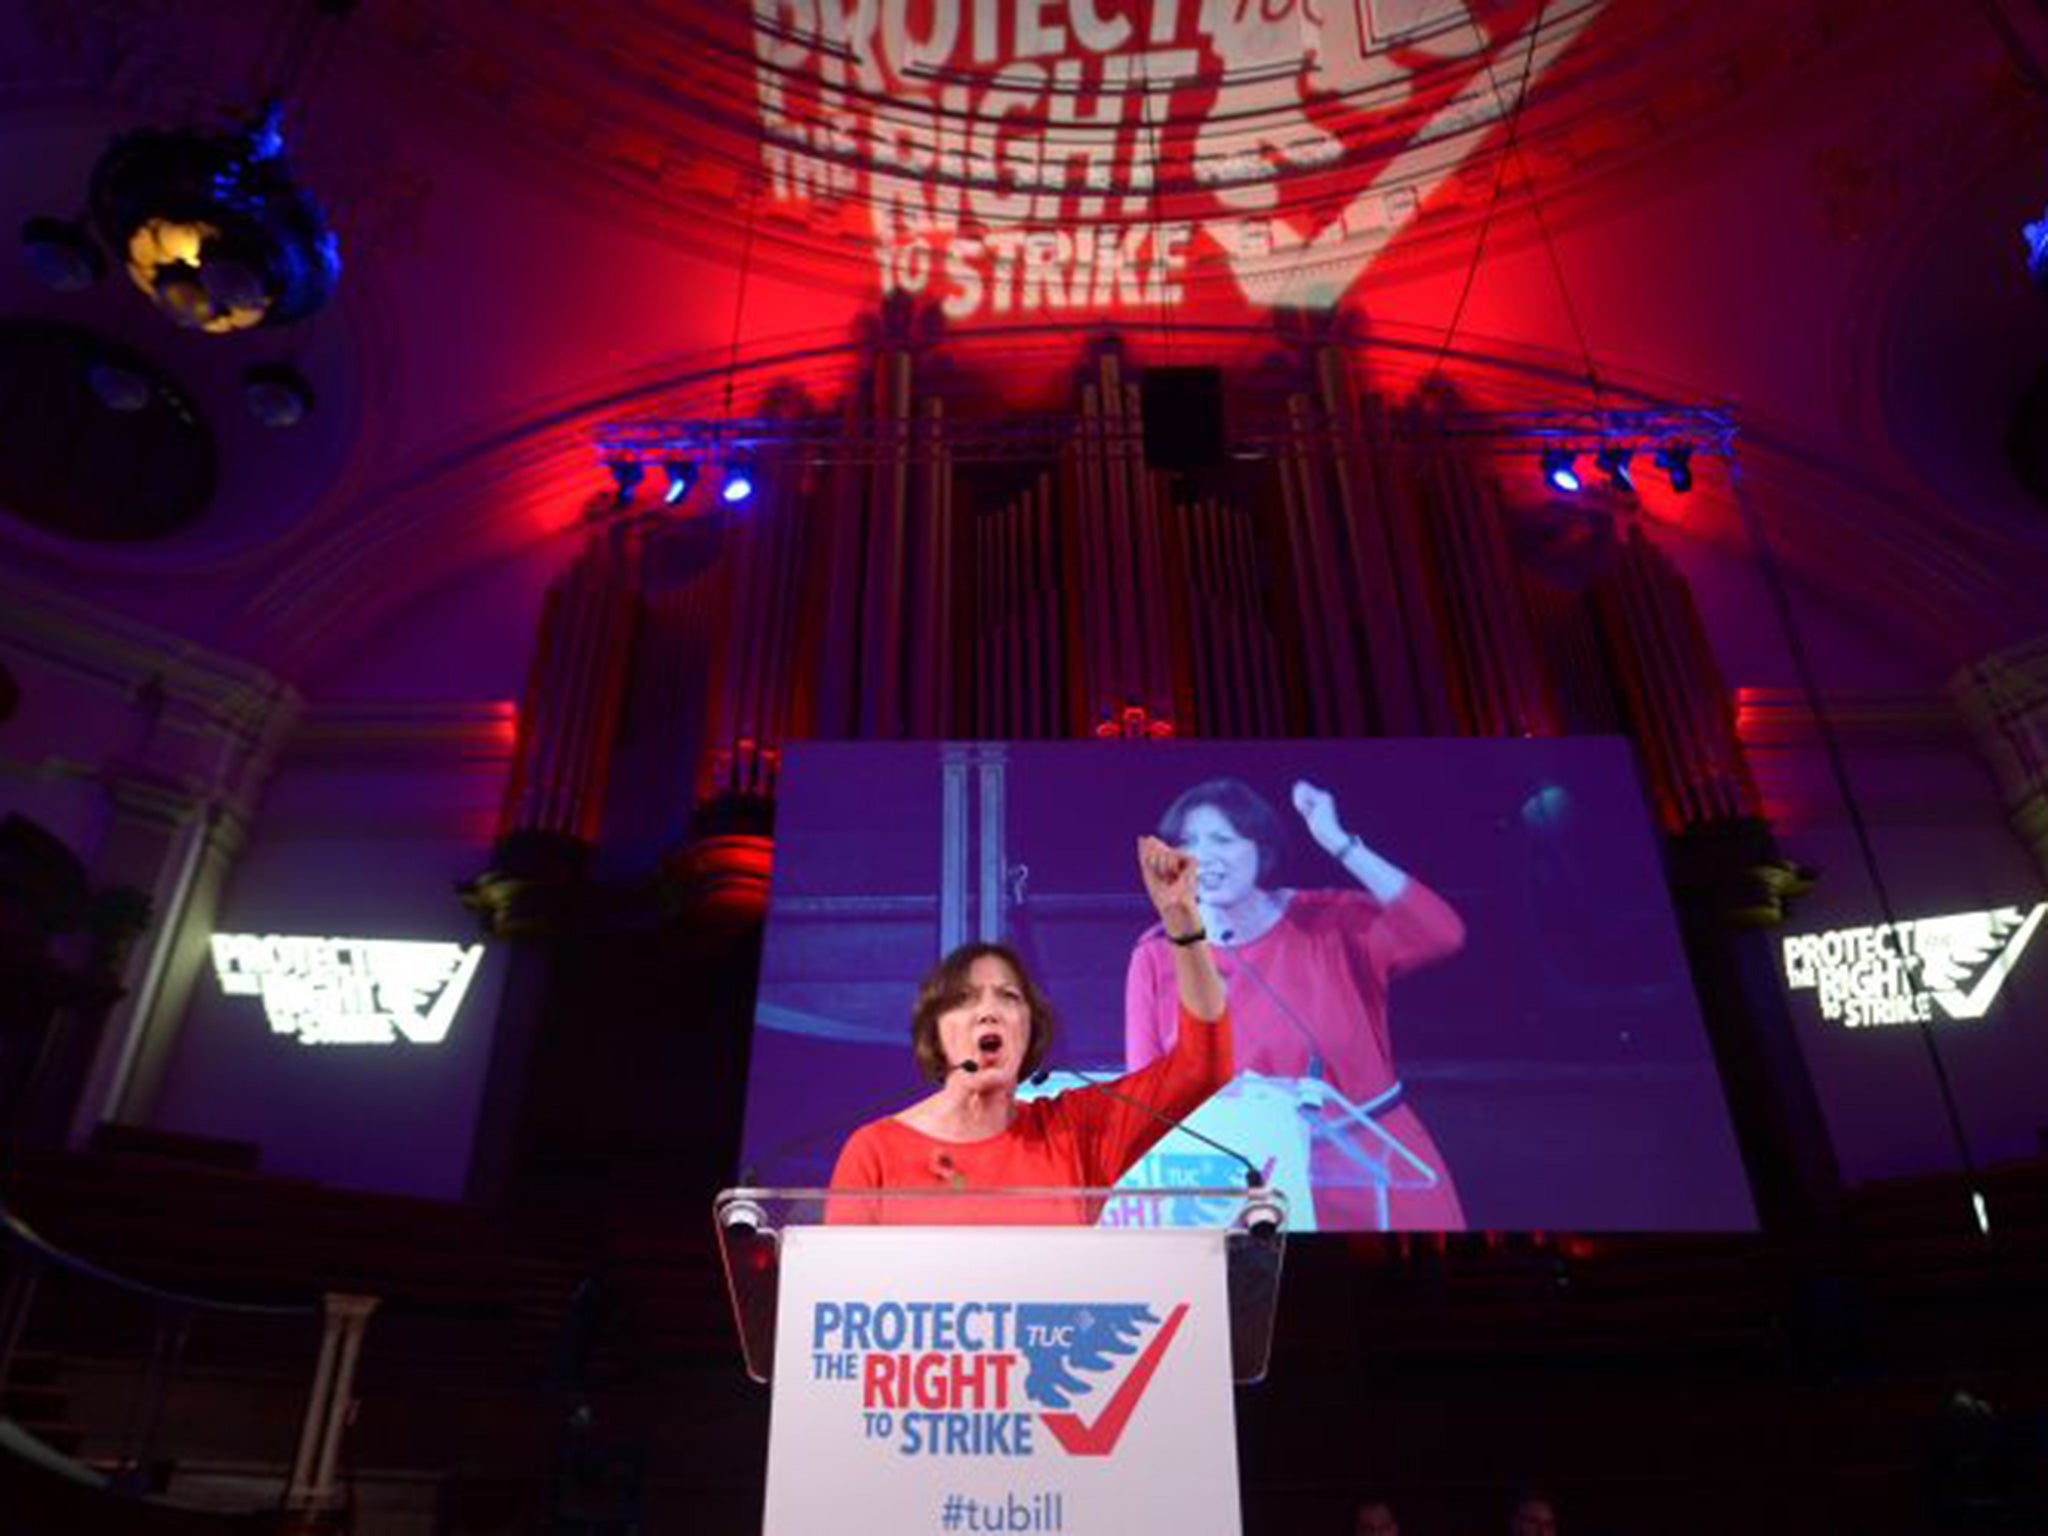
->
0, 318, 217, 542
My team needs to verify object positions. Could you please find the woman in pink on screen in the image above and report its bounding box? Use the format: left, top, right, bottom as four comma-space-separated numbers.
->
828, 837, 1233, 1223
1125, 777, 1468, 1231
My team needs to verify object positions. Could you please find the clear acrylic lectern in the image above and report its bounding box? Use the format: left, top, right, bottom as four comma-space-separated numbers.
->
712, 1185, 1287, 1386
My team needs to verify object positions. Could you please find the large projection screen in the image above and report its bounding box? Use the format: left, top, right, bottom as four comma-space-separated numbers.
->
739, 739, 1755, 1232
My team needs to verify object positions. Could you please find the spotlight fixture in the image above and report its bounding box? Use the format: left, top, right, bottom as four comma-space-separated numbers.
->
19, 217, 104, 291
608, 460, 644, 507
1541, 448, 1582, 494
720, 460, 757, 506
2026, 210, 2048, 292
1093, 701, 1175, 740
662, 459, 697, 506
87, 360, 153, 413
1653, 442, 1694, 493
1594, 443, 1634, 492
243, 362, 315, 428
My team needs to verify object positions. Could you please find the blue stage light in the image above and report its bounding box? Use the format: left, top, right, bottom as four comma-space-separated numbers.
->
1653, 442, 1694, 493
663, 459, 697, 505
2025, 211, 2048, 290
721, 461, 756, 505
1541, 448, 1581, 493
608, 459, 643, 507
1595, 443, 1634, 492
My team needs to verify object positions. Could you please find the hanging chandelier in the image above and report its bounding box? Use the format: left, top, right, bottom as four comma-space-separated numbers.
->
88, 103, 341, 336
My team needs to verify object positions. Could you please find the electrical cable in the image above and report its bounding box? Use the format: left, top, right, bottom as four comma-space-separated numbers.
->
1726, 448, 1986, 1228
1468, 0, 1606, 407
1970, 0, 2048, 102
1421, 2, 1552, 393
723, 163, 765, 428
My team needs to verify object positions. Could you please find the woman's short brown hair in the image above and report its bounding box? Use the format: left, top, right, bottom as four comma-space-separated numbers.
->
1157, 776, 1285, 882
909, 942, 1058, 1084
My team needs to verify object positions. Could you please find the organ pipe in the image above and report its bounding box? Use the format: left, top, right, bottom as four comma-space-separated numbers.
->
498, 534, 640, 844
1594, 525, 1760, 832
1412, 434, 1559, 738
535, 320, 1775, 879
1315, 349, 1454, 735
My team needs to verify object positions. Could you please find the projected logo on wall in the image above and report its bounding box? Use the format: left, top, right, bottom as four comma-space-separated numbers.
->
752, 0, 1605, 317
1782, 903, 2048, 1029
209, 935, 485, 1047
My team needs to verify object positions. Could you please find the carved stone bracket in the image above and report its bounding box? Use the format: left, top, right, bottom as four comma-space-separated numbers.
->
1667, 815, 1818, 930
458, 828, 592, 941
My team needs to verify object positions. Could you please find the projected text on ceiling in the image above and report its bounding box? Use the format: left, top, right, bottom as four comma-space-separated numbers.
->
751, 0, 1605, 318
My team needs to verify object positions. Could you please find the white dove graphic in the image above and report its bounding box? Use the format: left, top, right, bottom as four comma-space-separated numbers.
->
1914, 904, 2047, 1021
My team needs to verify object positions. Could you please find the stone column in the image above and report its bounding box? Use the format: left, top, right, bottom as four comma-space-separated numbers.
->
462, 532, 642, 938
0, 581, 300, 1142
1588, 527, 1836, 1217
282, 1292, 381, 1527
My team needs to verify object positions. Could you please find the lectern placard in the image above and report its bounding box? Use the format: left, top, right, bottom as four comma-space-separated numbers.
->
764, 1226, 1240, 1536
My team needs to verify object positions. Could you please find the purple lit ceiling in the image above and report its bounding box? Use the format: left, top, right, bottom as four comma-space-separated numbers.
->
0, 0, 2041, 684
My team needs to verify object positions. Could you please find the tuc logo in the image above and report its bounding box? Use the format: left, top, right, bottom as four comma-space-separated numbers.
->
1781, 903, 2047, 1030
750, 0, 1606, 319
210, 934, 485, 1047
1103, 1152, 1276, 1227
809, 1298, 1189, 1458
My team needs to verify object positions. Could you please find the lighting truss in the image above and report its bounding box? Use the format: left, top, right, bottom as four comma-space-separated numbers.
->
592, 406, 1736, 472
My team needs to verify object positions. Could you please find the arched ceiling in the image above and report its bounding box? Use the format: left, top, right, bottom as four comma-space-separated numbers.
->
0, 0, 2042, 684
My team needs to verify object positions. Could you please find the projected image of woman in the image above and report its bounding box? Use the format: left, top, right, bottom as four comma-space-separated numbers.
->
1125, 778, 1467, 1230
828, 837, 1232, 1221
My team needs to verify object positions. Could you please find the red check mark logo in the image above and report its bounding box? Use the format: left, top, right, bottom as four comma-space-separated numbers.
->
1038, 1303, 1189, 1457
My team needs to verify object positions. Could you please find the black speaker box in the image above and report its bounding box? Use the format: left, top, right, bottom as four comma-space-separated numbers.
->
1140, 366, 1225, 472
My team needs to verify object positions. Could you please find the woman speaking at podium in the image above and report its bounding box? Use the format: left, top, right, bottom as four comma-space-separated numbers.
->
1125, 777, 1467, 1231
827, 837, 1233, 1222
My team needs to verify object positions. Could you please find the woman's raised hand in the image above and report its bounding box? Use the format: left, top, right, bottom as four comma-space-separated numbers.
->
1291, 779, 1350, 855
1137, 834, 1201, 937
1139, 836, 1228, 1020
1293, 780, 1412, 902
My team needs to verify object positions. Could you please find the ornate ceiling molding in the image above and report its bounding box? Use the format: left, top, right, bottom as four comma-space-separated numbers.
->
0, 567, 301, 827
1822, 45, 2048, 559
